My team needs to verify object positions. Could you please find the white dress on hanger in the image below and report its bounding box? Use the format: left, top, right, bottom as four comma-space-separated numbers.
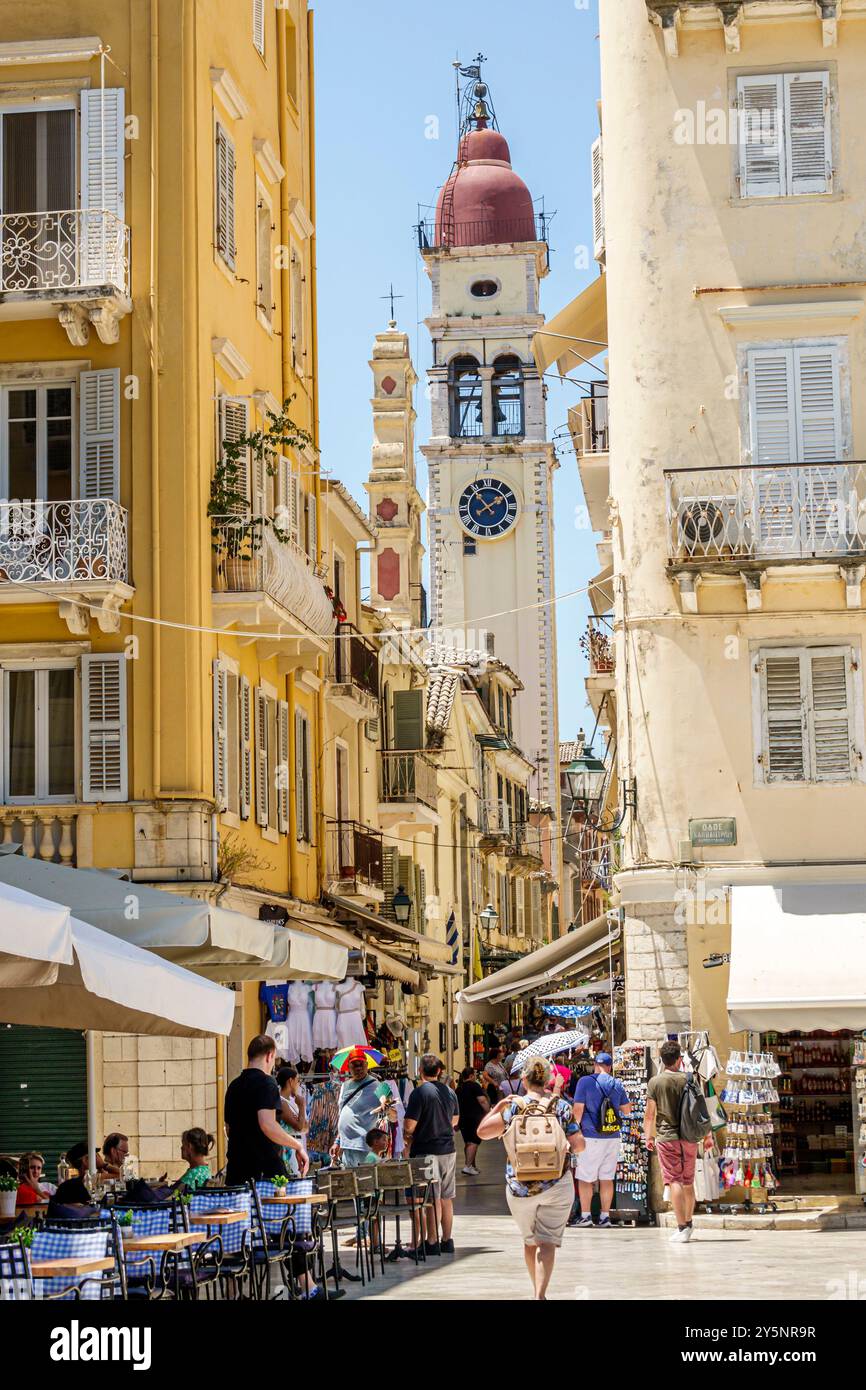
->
335, 979, 367, 1048
312, 981, 338, 1051
285, 981, 314, 1063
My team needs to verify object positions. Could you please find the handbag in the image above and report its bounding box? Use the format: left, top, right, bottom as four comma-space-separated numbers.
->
705, 1081, 727, 1132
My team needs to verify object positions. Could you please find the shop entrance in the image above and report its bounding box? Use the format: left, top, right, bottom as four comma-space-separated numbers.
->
765, 1029, 866, 1197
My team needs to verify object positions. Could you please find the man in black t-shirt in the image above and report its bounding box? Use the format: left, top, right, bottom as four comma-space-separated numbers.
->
403, 1055, 460, 1256
224, 1034, 309, 1185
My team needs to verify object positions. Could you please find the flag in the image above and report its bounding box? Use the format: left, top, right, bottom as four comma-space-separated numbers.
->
445, 910, 459, 966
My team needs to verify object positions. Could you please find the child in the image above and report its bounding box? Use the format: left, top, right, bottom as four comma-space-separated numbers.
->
363, 1127, 389, 1164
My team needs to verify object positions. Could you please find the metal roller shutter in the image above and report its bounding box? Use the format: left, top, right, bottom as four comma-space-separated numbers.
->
0, 1025, 87, 1182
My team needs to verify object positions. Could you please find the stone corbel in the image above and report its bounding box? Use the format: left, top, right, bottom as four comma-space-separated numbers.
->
57, 304, 90, 347
675, 571, 700, 613
841, 564, 865, 609
718, 3, 743, 52
87, 297, 125, 346
817, 1, 838, 47
647, 3, 682, 56
739, 571, 765, 611
94, 594, 123, 634
58, 599, 90, 635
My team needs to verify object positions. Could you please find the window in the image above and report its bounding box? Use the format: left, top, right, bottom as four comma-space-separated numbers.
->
1, 108, 75, 215
492, 356, 524, 437
591, 136, 605, 261
216, 395, 250, 509
256, 185, 274, 327
212, 662, 252, 820
449, 356, 483, 438
214, 122, 237, 270
295, 708, 311, 841
0, 370, 119, 504
470, 279, 499, 299
392, 689, 423, 750
737, 72, 831, 199
291, 246, 304, 373
755, 645, 860, 784
252, 0, 265, 57
285, 16, 299, 105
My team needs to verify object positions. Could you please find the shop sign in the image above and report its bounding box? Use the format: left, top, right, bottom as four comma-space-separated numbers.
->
689, 818, 737, 847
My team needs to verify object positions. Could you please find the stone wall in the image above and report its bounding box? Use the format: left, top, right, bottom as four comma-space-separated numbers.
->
623, 901, 692, 1041
101, 1034, 218, 1180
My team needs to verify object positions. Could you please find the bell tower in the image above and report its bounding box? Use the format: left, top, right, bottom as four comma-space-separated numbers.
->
419, 66, 560, 806
365, 321, 425, 630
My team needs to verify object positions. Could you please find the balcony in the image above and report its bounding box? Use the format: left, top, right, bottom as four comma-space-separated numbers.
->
378, 750, 439, 834
570, 383, 609, 533
417, 210, 550, 252
0, 808, 80, 866
478, 798, 513, 852
664, 463, 866, 610
211, 515, 335, 660
328, 622, 379, 719
326, 820, 384, 901
0, 499, 132, 634
0, 210, 131, 345
511, 820, 544, 872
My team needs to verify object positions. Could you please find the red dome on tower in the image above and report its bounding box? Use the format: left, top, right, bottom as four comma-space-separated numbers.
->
434, 119, 537, 249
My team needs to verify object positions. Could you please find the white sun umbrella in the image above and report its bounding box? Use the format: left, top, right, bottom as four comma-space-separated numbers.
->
510, 1028, 590, 1072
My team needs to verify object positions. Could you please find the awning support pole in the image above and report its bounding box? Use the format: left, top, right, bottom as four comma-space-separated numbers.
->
86, 1030, 97, 1177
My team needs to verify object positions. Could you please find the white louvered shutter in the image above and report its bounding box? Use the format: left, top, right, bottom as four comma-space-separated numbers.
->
785, 71, 831, 196
382, 847, 398, 920
516, 880, 526, 936
253, 0, 265, 56
218, 396, 250, 510
215, 122, 236, 269
414, 865, 427, 929
80, 88, 126, 285
79, 369, 120, 500
305, 491, 318, 563
794, 345, 843, 551
239, 676, 252, 819
277, 699, 290, 833
762, 651, 807, 782
531, 879, 542, 939
82, 653, 127, 801
738, 74, 784, 197
591, 137, 605, 262
748, 349, 798, 552
808, 648, 853, 781
212, 660, 228, 811
254, 688, 269, 826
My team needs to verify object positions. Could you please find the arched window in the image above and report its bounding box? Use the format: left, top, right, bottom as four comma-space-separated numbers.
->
449, 356, 483, 438
492, 355, 524, 437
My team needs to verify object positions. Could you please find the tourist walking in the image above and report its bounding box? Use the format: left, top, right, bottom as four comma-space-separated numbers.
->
482, 1044, 508, 1103
224, 1034, 309, 1184
478, 1056, 584, 1300
331, 1047, 396, 1167
456, 1066, 490, 1174
572, 1051, 632, 1228
644, 1039, 699, 1243
403, 1054, 460, 1254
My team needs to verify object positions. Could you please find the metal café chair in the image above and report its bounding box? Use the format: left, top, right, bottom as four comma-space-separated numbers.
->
0, 1238, 78, 1302
186, 1187, 252, 1300
374, 1159, 423, 1265
314, 1168, 373, 1292
250, 1180, 317, 1301
352, 1166, 384, 1280
408, 1156, 437, 1256
104, 1198, 187, 1300
32, 1220, 125, 1301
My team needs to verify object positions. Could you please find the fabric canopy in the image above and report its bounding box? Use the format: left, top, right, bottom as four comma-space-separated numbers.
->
324, 892, 453, 965
533, 273, 608, 376
0, 852, 345, 982
457, 915, 614, 1023
0, 880, 234, 1036
728, 883, 866, 1032
293, 914, 421, 989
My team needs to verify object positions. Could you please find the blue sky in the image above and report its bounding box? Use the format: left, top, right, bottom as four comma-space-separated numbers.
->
314, 0, 603, 739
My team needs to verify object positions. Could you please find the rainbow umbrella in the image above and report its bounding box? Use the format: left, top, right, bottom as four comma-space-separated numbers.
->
330, 1044, 384, 1073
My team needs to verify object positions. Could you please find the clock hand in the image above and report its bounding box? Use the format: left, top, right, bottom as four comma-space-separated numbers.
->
477, 498, 501, 515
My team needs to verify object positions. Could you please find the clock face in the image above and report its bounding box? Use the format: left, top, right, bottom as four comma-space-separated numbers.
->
458, 477, 519, 539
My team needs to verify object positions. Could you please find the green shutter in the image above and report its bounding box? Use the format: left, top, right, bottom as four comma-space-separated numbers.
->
0, 1025, 87, 1182
392, 689, 424, 750
382, 847, 398, 920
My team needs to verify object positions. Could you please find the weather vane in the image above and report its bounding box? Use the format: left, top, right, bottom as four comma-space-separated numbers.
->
380, 283, 404, 326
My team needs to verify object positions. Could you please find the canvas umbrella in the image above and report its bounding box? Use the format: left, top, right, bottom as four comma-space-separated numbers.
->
510, 1028, 590, 1072
330, 1045, 384, 1073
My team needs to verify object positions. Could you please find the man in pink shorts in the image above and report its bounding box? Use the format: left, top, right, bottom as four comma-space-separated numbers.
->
644, 1040, 697, 1243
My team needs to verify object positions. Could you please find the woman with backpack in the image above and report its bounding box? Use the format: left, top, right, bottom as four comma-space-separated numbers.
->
477, 1055, 585, 1300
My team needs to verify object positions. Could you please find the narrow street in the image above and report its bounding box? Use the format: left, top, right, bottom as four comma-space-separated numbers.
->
346, 1142, 866, 1302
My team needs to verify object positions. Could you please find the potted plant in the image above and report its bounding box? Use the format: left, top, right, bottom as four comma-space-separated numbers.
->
208, 397, 316, 592
0, 1174, 18, 1218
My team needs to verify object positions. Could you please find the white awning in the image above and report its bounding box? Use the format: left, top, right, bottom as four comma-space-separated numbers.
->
0, 881, 234, 1037
533, 274, 607, 376
728, 883, 866, 1032
457, 915, 615, 1023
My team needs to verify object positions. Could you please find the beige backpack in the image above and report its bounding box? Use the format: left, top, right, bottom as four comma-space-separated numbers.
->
502, 1095, 570, 1184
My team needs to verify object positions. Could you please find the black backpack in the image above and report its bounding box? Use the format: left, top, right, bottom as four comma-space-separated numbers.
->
678, 1073, 712, 1142
596, 1076, 622, 1135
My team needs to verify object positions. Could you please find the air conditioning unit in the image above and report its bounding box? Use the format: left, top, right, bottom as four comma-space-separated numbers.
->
364, 717, 380, 742
676, 496, 746, 557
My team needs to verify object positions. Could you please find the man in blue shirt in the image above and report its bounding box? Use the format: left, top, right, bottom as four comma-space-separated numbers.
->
572, 1052, 632, 1229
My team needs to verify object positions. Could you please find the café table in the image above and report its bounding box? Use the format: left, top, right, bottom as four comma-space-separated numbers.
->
30, 1255, 114, 1278
259, 1193, 329, 1207
121, 1231, 207, 1253
188, 1209, 247, 1227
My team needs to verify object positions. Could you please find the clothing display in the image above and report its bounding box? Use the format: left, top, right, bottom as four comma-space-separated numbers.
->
264, 1019, 289, 1060
307, 1075, 340, 1155
613, 1043, 651, 1219
855, 1039, 866, 1195
385, 1078, 406, 1158
335, 978, 367, 1048
312, 981, 339, 1051
259, 982, 289, 1022
286, 980, 314, 1063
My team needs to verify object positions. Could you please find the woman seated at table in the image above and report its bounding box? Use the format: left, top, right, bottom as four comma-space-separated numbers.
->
175, 1129, 215, 1191
16, 1151, 56, 1205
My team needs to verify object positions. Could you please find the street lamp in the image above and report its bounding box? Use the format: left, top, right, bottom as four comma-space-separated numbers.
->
392, 885, 412, 925
565, 744, 637, 837
478, 902, 499, 934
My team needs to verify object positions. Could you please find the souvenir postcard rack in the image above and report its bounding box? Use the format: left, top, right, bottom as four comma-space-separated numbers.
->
854, 1036, 866, 1198
613, 1042, 652, 1224
719, 1049, 780, 1213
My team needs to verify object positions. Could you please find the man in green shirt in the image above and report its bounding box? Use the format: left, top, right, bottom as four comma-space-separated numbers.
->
644, 1040, 697, 1244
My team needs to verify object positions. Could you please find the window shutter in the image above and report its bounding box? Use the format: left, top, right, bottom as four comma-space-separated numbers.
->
82, 653, 127, 802
793, 345, 841, 464
785, 71, 831, 196
397, 853, 414, 915
392, 689, 424, 750
79, 369, 120, 500
516, 879, 526, 936
414, 864, 427, 929
738, 74, 784, 197
762, 652, 807, 781
809, 648, 853, 780
226, 670, 240, 814
748, 348, 798, 552
218, 396, 250, 510
254, 688, 269, 826
291, 248, 304, 368
215, 122, 236, 269
253, 0, 265, 56
212, 660, 228, 812
305, 490, 318, 563
382, 846, 397, 920
277, 699, 290, 833
239, 675, 252, 819
591, 136, 605, 261
80, 88, 125, 216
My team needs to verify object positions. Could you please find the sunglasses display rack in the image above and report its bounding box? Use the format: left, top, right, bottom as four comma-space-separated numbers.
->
854, 1039, 866, 1197
718, 1051, 780, 1210
612, 1042, 652, 1225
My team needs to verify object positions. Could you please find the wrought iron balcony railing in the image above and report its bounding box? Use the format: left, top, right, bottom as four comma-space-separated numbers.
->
211, 514, 335, 634
573, 385, 609, 456
0, 210, 130, 296
479, 798, 512, 839
333, 622, 379, 700
379, 750, 438, 812
665, 463, 866, 564
416, 211, 549, 251
513, 821, 543, 862
581, 615, 615, 675
0, 499, 128, 585
327, 819, 384, 891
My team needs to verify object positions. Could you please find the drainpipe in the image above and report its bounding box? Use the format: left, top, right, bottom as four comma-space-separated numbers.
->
215, 1032, 226, 1171
150, 0, 161, 796
316, 653, 326, 890
287, 671, 300, 896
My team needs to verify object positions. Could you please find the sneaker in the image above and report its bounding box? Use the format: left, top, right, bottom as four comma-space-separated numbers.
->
424, 1240, 441, 1256
597, 1215, 612, 1228
683, 1224, 693, 1242
669, 1227, 691, 1244
461, 1165, 479, 1176
576, 1215, 594, 1228
440, 1238, 455, 1254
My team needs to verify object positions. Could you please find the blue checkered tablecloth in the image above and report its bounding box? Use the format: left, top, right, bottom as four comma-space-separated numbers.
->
31, 1227, 111, 1301
111, 1207, 173, 1278
188, 1190, 251, 1256
254, 1180, 314, 1238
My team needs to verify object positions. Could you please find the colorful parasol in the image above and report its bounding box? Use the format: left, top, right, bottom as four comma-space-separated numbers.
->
330, 1044, 384, 1073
